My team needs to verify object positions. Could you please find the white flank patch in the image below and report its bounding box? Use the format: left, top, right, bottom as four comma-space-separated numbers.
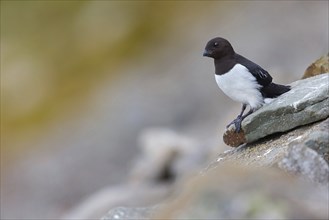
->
215, 64, 264, 109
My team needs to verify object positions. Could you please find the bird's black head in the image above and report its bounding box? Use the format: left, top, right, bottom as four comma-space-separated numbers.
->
203, 37, 235, 59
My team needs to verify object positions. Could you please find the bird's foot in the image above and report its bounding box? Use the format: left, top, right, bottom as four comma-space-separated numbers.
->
226, 116, 243, 133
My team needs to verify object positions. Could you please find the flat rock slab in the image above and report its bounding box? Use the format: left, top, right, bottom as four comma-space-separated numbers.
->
224, 73, 329, 147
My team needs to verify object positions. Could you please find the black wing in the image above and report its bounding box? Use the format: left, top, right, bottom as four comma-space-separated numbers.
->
235, 54, 272, 87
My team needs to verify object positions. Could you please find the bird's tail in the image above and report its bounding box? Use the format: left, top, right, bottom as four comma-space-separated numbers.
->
261, 82, 291, 98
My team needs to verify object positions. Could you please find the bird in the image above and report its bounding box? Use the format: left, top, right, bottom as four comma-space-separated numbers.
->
203, 37, 290, 132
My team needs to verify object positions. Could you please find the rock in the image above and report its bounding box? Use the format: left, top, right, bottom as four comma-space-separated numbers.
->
224, 73, 329, 147
223, 129, 246, 148
209, 118, 329, 184
64, 129, 208, 219
302, 54, 329, 79
62, 183, 170, 219
301, 118, 329, 162
154, 164, 329, 219
101, 206, 156, 220
130, 128, 208, 184
98, 72, 329, 220
98, 121, 329, 220
101, 119, 329, 220
278, 144, 329, 184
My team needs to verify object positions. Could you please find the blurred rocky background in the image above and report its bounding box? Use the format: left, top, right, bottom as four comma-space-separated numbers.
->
101, 74, 329, 220
1, 1, 328, 219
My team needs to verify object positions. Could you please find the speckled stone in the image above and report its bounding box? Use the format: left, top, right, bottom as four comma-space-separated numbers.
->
223, 130, 246, 147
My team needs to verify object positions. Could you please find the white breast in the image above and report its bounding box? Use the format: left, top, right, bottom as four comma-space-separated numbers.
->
215, 64, 264, 109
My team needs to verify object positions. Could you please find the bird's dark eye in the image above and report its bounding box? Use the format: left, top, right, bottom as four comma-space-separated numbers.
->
214, 42, 219, 47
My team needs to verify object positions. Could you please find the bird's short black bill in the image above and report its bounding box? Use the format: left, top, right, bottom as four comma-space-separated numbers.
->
203, 50, 211, 57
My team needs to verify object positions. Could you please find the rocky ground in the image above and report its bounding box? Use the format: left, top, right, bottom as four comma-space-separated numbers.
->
64, 71, 329, 219
3, 2, 328, 219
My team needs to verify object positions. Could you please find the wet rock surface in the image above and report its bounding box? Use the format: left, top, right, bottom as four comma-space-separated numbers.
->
224, 73, 329, 147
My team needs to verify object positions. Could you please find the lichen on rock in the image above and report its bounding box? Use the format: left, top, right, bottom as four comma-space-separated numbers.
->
302, 54, 329, 79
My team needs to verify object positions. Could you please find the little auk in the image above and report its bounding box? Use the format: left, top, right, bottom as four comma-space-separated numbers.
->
203, 37, 290, 132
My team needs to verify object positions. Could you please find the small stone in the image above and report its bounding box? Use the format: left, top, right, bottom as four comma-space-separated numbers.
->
278, 144, 329, 184
223, 126, 246, 147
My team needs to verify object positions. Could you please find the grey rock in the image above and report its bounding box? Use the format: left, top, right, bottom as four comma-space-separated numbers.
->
101, 206, 156, 220
245, 73, 329, 141
302, 119, 329, 162
99, 120, 329, 220
224, 73, 329, 147
63, 184, 170, 219
130, 128, 207, 184
65, 129, 207, 219
278, 144, 329, 184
